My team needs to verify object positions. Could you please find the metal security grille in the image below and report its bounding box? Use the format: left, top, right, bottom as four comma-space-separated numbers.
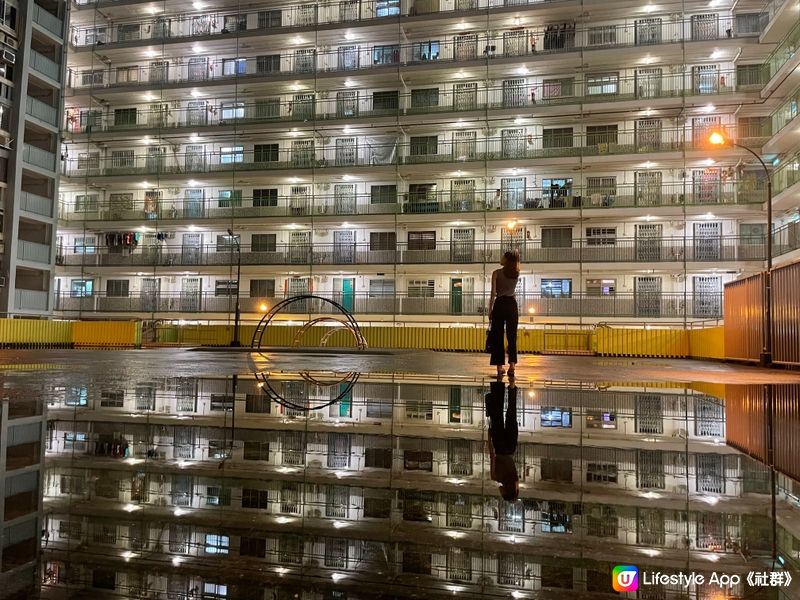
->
502, 78, 526, 107
447, 439, 473, 476
636, 224, 663, 262
500, 177, 525, 210
637, 508, 666, 545
326, 485, 349, 518
497, 553, 525, 586
587, 505, 617, 537
450, 228, 475, 263
696, 454, 723, 493
281, 482, 302, 514
454, 33, 478, 60
337, 45, 359, 70
635, 119, 662, 151
635, 18, 662, 44
692, 65, 719, 94
503, 30, 527, 56
327, 433, 351, 468
171, 475, 193, 506
692, 168, 721, 204
335, 137, 357, 166
452, 130, 477, 160
291, 139, 314, 167
446, 494, 472, 528
282, 431, 305, 465
448, 548, 472, 581
169, 524, 189, 553
693, 276, 722, 317
451, 179, 475, 210
635, 276, 662, 317
691, 13, 719, 40
336, 91, 358, 118
453, 82, 478, 110
637, 450, 665, 489
635, 170, 662, 205
693, 221, 722, 260
635, 68, 663, 98
635, 394, 663, 433
325, 538, 348, 568
498, 500, 524, 532
334, 184, 356, 214
501, 128, 525, 158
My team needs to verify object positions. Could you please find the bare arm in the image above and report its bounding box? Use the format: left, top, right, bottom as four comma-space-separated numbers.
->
489, 270, 497, 318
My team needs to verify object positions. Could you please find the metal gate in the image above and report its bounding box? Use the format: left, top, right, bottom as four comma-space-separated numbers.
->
450, 228, 475, 263
693, 275, 721, 317
635, 276, 662, 317
636, 223, 663, 261
693, 221, 721, 260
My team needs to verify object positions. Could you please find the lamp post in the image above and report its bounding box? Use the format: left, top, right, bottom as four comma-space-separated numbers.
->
227, 228, 242, 347
708, 131, 772, 366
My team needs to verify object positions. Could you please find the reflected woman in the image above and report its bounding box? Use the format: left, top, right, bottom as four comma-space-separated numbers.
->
487, 378, 519, 502
488, 250, 521, 377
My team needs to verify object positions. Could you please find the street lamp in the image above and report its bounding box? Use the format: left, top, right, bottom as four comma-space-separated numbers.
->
708, 130, 772, 366
227, 228, 242, 347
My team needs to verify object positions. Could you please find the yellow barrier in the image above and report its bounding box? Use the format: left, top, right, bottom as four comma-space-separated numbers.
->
688, 326, 725, 360
596, 327, 689, 358
72, 321, 142, 348
0, 318, 72, 347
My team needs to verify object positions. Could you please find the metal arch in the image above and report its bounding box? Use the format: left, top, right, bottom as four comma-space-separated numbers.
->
253, 370, 360, 413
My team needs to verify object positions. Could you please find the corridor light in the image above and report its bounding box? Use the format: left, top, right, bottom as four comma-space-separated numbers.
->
344, 79, 356, 88
345, 31, 355, 40
190, 90, 201, 98
507, 220, 517, 229
528, 307, 535, 314
259, 303, 268, 312
708, 130, 728, 146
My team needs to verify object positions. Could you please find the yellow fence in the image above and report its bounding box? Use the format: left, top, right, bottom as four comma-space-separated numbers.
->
0, 318, 731, 361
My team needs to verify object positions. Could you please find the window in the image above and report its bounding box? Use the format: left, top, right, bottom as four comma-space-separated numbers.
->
376, 0, 400, 16
202, 584, 227, 599
541, 227, 572, 248
214, 280, 238, 297
586, 410, 617, 429
586, 73, 619, 96
223, 13, 247, 31
541, 407, 572, 427
111, 150, 134, 168
408, 231, 436, 251
364, 447, 392, 468
364, 496, 391, 518
218, 191, 242, 208
245, 393, 270, 414
220, 146, 244, 164
542, 77, 574, 99
586, 125, 619, 149
543, 127, 573, 148
541, 458, 573, 482
106, 280, 129, 297
739, 223, 766, 245
116, 66, 139, 83
240, 536, 266, 557
222, 58, 246, 76
586, 176, 617, 198
413, 41, 440, 61
70, 279, 93, 297
372, 44, 400, 65
587, 463, 618, 483
251, 234, 276, 252
371, 184, 396, 204
205, 534, 229, 555
205, 485, 231, 506
541, 501, 572, 533
403, 550, 431, 574
586, 227, 617, 246
369, 279, 395, 297
403, 450, 433, 471
255, 99, 280, 119
588, 25, 617, 46
78, 152, 100, 169
411, 88, 440, 108
242, 488, 270, 509
586, 279, 616, 296
250, 279, 275, 298
253, 188, 278, 207
100, 390, 124, 407
372, 90, 399, 111
541, 278, 571, 298
81, 70, 104, 86
75, 194, 98, 212
243, 437, 270, 459
220, 102, 245, 120
254, 144, 278, 162
114, 108, 137, 126
258, 10, 282, 28
370, 232, 396, 251
409, 136, 438, 156
408, 279, 435, 298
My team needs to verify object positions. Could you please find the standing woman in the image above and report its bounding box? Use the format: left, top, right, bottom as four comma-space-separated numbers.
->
488, 251, 521, 376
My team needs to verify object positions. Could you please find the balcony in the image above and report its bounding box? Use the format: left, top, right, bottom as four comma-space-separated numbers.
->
23, 144, 57, 172
17, 240, 52, 264
62, 129, 736, 179
30, 50, 62, 82
53, 291, 722, 319
15, 289, 49, 311
63, 70, 749, 137
20, 192, 55, 218
32, 4, 64, 38
25, 97, 59, 128
55, 237, 764, 269
57, 183, 766, 224
66, 17, 746, 92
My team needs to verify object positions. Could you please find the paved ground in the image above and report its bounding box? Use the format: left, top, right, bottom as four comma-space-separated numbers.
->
2, 348, 799, 385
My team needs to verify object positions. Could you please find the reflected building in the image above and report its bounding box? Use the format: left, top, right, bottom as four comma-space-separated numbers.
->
37, 373, 793, 599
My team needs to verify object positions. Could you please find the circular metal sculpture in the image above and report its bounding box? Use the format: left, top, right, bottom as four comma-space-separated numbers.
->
250, 294, 366, 412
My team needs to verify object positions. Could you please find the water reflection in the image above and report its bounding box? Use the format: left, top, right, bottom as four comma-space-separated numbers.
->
0, 354, 797, 599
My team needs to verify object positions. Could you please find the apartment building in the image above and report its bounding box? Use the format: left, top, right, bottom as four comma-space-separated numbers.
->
49, 0, 800, 325
40, 372, 798, 598
0, 0, 66, 316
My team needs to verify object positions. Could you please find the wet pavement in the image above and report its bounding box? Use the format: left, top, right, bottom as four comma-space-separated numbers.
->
1, 349, 799, 599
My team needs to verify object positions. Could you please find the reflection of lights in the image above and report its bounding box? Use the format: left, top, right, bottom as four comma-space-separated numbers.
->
172, 557, 182, 566
510, 535, 518, 544
447, 585, 464, 594
512, 592, 527, 599
638, 547, 661, 557
123, 503, 140, 512
528, 391, 535, 397
122, 551, 135, 561
275, 567, 290, 575
446, 478, 466, 485
445, 530, 465, 539
275, 516, 293, 524
331, 573, 347, 582
177, 460, 190, 468
125, 458, 144, 465
507, 221, 517, 229
334, 470, 350, 479
332, 521, 349, 529
702, 495, 720, 506
641, 491, 661, 499
703, 553, 721, 562
174, 508, 188, 516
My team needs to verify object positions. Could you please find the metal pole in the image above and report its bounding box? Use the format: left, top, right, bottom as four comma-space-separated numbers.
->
734, 143, 771, 366
228, 229, 242, 347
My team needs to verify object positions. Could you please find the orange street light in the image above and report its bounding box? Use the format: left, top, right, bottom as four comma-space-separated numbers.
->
259, 303, 269, 312
708, 130, 727, 146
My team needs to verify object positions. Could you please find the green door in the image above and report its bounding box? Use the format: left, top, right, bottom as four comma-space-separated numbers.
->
341, 278, 355, 313
450, 278, 462, 313
337, 383, 352, 417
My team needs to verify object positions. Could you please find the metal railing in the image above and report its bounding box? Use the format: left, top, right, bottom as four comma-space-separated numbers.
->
772, 150, 800, 197
32, 4, 64, 37
20, 192, 54, 218
30, 50, 62, 82
53, 291, 723, 319
770, 86, 800, 139
62, 129, 760, 178
23, 144, 57, 172
63, 70, 754, 136
25, 96, 59, 127
17, 240, 52, 264
56, 237, 765, 268
66, 17, 748, 90
57, 182, 767, 223
763, 21, 800, 82
68, 12, 748, 51
15, 289, 49, 311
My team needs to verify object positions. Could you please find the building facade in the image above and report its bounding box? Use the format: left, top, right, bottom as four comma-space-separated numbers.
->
49, 0, 800, 326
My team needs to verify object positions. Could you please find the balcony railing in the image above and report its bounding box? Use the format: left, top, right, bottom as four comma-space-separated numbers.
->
763, 21, 800, 82
21, 192, 55, 218
57, 183, 767, 223
25, 96, 59, 127
56, 237, 765, 268
33, 4, 64, 38
63, 71, 750, 136
774, 221, 800, 257
772, 150, 800, 197
17, 240, 52, 264
15, 289, 49, 311
66, 17, 747, 90
69, 10, 750, 50
23, 144, 57, 172
54, 291, 723, 319
63, 130, 757, 178
30, 50, 62, 82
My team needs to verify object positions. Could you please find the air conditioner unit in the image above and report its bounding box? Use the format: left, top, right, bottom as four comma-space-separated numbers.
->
0, 276, 5, 287
2, 50, 15, 64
